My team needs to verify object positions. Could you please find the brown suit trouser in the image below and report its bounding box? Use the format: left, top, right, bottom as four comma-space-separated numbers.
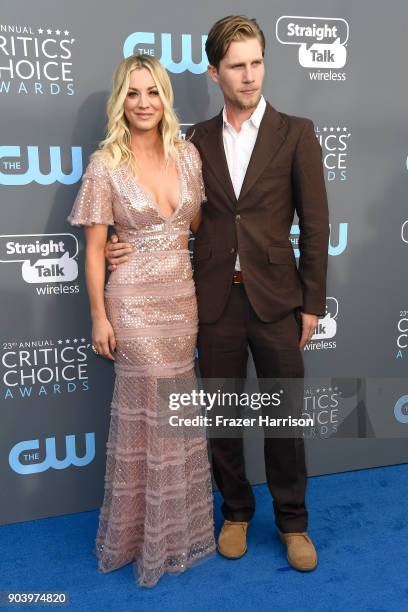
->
197, 283, 307, 533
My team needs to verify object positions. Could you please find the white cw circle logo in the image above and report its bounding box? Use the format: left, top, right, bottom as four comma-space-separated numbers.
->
401, 220, 408, 243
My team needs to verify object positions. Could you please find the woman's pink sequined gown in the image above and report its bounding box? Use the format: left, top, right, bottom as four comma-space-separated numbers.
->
68, 141, 215, 587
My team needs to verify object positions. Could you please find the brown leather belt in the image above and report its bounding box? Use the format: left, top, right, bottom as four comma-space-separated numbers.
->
233, 270, 244, 284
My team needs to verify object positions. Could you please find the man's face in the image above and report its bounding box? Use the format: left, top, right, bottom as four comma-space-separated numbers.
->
208, 37, 265, 111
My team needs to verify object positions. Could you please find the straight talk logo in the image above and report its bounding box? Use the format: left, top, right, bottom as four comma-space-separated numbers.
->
276, 16, 349, 81
0, 233, 80, 295
304, 297, 338, 352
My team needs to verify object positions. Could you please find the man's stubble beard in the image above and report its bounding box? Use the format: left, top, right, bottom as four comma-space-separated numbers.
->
228, 91, 262, 112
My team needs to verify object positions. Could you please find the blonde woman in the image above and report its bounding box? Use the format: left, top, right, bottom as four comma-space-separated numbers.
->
67, 55, 215, 587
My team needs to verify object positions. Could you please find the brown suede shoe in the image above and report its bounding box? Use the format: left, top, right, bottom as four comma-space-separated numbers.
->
278, 531, 318, 571
217, 520, 248, 559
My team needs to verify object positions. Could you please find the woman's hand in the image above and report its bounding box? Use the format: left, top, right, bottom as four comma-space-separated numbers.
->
92, 317, 116, 360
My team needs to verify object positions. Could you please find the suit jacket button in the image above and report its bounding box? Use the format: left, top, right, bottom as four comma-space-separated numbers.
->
230, 248, 235, 253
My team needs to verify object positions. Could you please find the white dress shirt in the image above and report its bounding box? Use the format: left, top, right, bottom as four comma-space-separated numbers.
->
222, 95, 267, 271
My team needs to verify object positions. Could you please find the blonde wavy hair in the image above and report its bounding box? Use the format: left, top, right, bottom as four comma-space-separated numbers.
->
93, 54, 181, 174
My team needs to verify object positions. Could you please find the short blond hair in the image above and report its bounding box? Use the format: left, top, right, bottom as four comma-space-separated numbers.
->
205, 15, 265, 69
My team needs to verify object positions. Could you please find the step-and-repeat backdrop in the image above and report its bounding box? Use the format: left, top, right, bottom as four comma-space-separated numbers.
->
1, 1, 407, 524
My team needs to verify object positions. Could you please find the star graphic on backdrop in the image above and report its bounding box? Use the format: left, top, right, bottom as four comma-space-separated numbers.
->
38, 28, 43, 34
58, 340, 63, 344
65, 339, 70, 344
64, 30, 69, 35
47, 29, 52, 34
55, 29, 61, 35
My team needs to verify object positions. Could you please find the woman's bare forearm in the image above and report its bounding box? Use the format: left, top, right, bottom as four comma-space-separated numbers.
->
84, 226, 109, 322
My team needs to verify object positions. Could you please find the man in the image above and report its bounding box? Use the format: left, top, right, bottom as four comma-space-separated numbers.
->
106, 15, 329, 571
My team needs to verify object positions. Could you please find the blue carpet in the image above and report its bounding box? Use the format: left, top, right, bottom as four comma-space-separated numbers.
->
1, 464, 408, 612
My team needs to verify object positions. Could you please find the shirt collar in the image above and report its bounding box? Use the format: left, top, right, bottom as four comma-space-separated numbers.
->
222, 95, 266, 130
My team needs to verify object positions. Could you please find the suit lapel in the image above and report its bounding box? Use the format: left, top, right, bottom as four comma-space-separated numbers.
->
238, 102, 287, 202
200, 112, 237, 209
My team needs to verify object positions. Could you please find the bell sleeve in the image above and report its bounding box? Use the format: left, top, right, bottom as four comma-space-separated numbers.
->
67, 157, 114, 227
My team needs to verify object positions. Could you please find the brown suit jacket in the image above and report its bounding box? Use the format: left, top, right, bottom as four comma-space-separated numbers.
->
186, 101, 329, 324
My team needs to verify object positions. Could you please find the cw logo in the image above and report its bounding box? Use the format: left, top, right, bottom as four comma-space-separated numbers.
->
394, 395, 408, 424
0, 146, 83, 185
8, 432, 95, 474
291, 222, 348, 257
401, 220, 408, 244
123, 32, 208, 74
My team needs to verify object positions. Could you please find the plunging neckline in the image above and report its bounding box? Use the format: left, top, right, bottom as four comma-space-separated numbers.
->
134, 149, 183, 222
